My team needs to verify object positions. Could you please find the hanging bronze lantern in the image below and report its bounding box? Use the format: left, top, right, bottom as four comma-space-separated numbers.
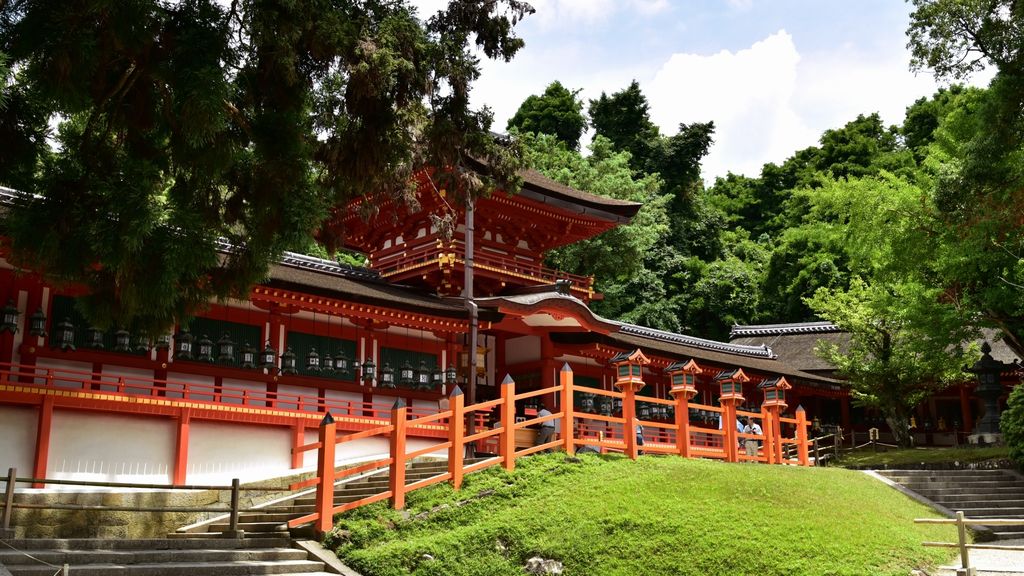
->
259, 341, 277, 371
280, 347, 297, 375
321, 349, 335, 374
380, 363, 395, 388
113, 329, 131, 352
134, 334, 151, 354
399, 361, 414, 387
305, 348, 321, 372
29, 308, 47, 337
174, 329, 194, 360
156, 333, 171, 350
416, 361, 431, 390
0, 300, 18, 333
334, 350, 349, 376
361, 357, 376, 384
432, 364, 443, 388
240, 342, 256, 370
216, 333, 235, 364
445, 363, 457, 385
54, 318, 75, 351
85, 326, 105, 349
196, 335, 214, 362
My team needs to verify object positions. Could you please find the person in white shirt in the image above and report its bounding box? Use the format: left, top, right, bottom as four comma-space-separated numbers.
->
742, 417, 763, 458
535, 404, 557, 450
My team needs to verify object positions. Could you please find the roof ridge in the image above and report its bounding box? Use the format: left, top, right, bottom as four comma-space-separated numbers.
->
615, 323, 777, 359
730, 321, 841, 338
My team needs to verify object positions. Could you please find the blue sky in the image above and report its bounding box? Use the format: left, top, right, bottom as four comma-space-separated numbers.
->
414, 1, 990, 182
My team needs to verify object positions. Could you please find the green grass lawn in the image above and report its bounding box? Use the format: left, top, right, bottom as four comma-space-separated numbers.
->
837, 445, 1009, 468
327, 454, 957, 576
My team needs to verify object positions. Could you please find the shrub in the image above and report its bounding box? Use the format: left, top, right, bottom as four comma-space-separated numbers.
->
1000, 383, 1024, 467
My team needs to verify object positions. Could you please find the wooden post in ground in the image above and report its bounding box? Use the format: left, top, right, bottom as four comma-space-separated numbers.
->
2, 467, 15, 538
559, 363, 575, 456
448, 386, 465, 489
389, 400, 408, 509
500, 375, 516, 471
956, 510, 975, 576
314, 412, 337, 536
796, 405, 809, 467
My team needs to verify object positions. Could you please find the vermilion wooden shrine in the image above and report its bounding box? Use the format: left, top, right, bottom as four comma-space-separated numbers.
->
0, 175, 843, 489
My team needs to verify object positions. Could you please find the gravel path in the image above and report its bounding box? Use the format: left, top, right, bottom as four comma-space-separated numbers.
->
933, 538, 1024, 575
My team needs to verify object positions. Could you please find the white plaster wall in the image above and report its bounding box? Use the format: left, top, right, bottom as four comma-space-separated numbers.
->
505, 335, 541, 365
0, 405, 37, 476
324, 389, 364, 416
48, 410, 174, 483
165, 372, 215, 401
221, 378, 268, 407
277, 384, 319, 411
100, 365, 155, 393
36, 358, 93, 389
187, 421, 291, 484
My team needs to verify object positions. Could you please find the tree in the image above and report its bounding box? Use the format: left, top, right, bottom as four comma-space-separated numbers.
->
803, 175, 973, 447
0, 0, 534, 334
588, 80, 661, 173
507, 81, 587, 150
908, 0, 1024, 356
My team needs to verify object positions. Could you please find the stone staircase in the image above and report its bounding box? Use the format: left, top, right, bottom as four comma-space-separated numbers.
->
878, 469, 1024, 539
0, 537, 333, 575
176, 459, 453, 539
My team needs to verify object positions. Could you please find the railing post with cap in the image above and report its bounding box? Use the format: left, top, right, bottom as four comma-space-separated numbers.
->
448, 386, 465, 490
389, 399, 408, 509
560, 363, 574, 456
314, 412, 336, 535
500, 375, 516, 471
2, 467, 15, 537
796, 405, 809, 466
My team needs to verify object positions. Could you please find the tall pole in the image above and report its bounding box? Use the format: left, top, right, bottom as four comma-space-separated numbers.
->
464, 199, 478, 444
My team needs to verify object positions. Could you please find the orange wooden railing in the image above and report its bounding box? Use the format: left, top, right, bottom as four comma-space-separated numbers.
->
0, 362, 444, 422
291, 364, 814, 535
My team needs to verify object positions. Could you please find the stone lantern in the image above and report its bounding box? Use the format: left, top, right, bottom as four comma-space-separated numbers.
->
968, 341, 1014, 443
758, 376, 791, 464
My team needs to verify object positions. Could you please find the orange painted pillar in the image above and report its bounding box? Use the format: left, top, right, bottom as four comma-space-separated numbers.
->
623, 385, 638, 460
291, 419, 307, 469
675, 393, 691, 458
389, 400, 408, 509
32, 396, 54, 488
796, 406, 810, 466
723, 402, 738, 463
559, 364, 574, 456
173, 408, 191, 485
761, 406, 775, 465
448, 387, 465, 490
314, 413, 337, 535
500, 375, 516, 472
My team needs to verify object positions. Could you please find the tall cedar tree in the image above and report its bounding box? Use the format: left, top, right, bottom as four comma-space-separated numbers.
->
0, 0, 533, 334
507, 80, 587, 150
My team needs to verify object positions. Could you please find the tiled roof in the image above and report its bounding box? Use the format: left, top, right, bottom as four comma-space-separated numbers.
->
729, 322, 841, 338
617, 323, 776, 359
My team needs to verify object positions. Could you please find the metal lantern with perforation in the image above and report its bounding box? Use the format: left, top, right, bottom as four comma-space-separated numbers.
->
666, 359, 701, 401
610, 349, 650, 392
758, 376, 791, 410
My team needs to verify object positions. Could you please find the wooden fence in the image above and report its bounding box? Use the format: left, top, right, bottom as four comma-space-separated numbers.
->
916, 511, 1024, 575
291, 365, 813, 534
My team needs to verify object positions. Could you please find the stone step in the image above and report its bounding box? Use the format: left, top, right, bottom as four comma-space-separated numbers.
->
900, 480, 1024, 490
206, 521, 288, 534
3, 559, 325, 575
882, 469, 1016, 476
992, 531, 1024, 540
934, 500, 1024, 510
0, 538, 291, 550
958, 507, 1024, 517
0, 547, 308, 565
915, 488, 1024, 498
165, 531, 289, 540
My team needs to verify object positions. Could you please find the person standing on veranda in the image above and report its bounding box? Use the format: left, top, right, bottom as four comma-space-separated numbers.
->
743, 417, 763, 459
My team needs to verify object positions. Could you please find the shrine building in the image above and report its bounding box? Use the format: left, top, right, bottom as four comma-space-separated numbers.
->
0, 171, 846, 486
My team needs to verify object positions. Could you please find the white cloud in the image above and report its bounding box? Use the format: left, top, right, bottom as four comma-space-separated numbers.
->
647, 30, 816, 181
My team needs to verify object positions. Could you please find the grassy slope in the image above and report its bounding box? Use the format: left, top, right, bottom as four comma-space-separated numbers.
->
329, 454, 957, 576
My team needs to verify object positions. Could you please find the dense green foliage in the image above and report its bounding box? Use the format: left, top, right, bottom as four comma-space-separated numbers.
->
1001, 384, 1024, 467
0, 0, 533, 334
329, 454, 956, 576
507, 81, 587, 150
